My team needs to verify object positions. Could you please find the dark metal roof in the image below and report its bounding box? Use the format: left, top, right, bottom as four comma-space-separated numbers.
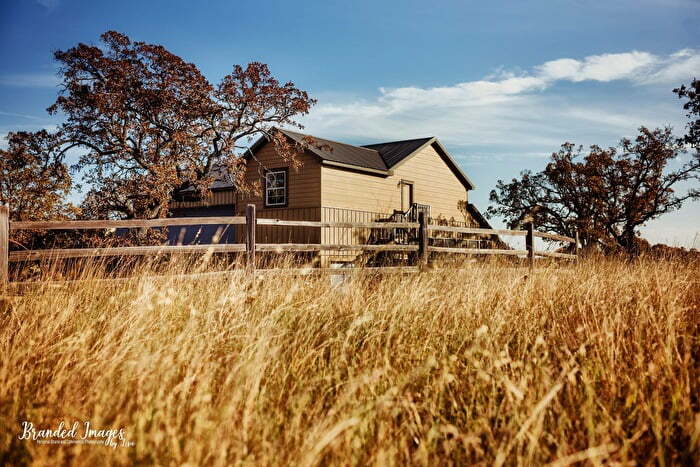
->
244, 128, 475, 190
280, 129, 388, 171
466, 203, 492, 229
176, 163, 235, 192
362, 137, 434, 168
364, 136, 476, 190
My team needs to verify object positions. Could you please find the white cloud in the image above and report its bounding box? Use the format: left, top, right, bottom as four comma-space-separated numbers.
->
302, 48, 697, 146
377, 75, 549, 112
536, 49, 698, 85
298, 48, 700, 247
536, 58, 582, 81
0, 72, 60, 88
0, 110, 44, 120
559, 107, 640, 130
538, 51, 658, 82
641, 49, 700, 84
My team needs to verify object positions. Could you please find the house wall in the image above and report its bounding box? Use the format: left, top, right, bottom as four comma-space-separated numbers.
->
236, 141, 322, 214
168, 205, 238, 245
170, 141, 472, 223
321, 142, 470, 222
319, 142, 474, 264
236, 142, 322, 244
393, 143, 470, 221
166, 140, 481, 264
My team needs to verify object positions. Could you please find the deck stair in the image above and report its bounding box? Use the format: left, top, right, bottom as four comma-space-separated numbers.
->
359, 203, 431, 266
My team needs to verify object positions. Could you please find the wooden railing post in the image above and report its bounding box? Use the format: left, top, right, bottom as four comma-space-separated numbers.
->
525, 221, 535, 270
575, 228, 580, 261
245, 204, 256, 272
417, 211, 428, 268
0, 205, 8, 286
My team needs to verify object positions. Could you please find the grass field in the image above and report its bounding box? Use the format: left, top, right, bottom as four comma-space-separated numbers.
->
0, 257, 698, 465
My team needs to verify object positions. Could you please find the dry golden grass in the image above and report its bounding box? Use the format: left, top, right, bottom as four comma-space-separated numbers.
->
0, 257, 699, 465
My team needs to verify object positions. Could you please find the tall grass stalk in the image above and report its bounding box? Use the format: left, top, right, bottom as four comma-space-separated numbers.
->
0, 257, 698, 465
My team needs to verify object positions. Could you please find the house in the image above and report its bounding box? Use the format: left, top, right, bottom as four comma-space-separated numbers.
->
170, 129, 494, 264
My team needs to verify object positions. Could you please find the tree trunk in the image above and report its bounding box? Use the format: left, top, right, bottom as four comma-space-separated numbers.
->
620, 228, 638, 255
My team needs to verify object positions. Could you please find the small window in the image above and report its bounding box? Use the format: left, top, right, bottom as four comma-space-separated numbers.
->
265, 168, 287, 207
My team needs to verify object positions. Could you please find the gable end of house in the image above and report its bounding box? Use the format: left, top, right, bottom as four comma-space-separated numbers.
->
245, 130, 476, 192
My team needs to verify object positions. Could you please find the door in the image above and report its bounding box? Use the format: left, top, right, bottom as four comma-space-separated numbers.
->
401, 181, 414, 213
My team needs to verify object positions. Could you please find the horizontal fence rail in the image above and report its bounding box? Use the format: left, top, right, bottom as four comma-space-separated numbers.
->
256, 244, 418, 252
428, 225, 527, 236
256, 218, 419, 229
9, 216, 247, 231
535, 251, 578, 260
9, 244, 248, 261
7, 266, 422, 292
428, 246, 529, 256
532, 231, 576, 243
0, 204, 579, 285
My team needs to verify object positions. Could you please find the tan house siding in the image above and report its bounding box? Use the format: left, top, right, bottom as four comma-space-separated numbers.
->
321, 167, 396, 213
321, 142, 469, 222
236, 141, 321, 214
392, 143, 469, 221
320, 166, 392, 263
319, 142, 472, 264
236, 141, 322, 244
168, 139, 480, 261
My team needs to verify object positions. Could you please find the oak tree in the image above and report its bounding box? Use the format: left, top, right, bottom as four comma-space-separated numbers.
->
488, 127, 700, 254
46, 30, 315, 220
674, 78, 699, 149
0, 130, 75, 222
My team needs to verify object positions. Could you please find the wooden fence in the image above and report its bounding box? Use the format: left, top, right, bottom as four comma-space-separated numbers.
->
0, 204, 579, 285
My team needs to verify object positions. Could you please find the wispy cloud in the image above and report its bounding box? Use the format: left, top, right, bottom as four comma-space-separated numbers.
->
36, 0, 60, 10
639, 49, 700, 84
537, 49, 700, 85
301, 48, 697, 150
536, 51, 658, 82
299, 48, 700, 247
0, 110, 44, 120
0, 72, 60, 88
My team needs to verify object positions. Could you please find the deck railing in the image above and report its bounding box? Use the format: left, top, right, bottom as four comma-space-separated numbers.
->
0, 204, 579, 284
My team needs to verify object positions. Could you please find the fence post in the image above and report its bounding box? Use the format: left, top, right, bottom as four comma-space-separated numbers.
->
525, 221, 535, 271
417, 211, 428, 268
0, 205, 8, 287
245, 204, 256, 272
574, 228, 580, 261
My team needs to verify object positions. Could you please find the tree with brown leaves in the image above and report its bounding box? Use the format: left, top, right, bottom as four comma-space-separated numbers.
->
674, 78, 700, 150
0, 130, 75, 222
42, 30, 315, 220
0, 130, 78, 250
488, 125, 700, 255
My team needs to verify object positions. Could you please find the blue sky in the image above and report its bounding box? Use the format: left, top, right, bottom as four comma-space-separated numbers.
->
1, 0, 699, 246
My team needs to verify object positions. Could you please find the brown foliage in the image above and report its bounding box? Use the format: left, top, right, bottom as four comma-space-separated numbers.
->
0, 130, 73, 222
0, 130, 78, 249
1, 30, 316, 250
44, 30, 315, 220
674, 78, 700, 149
488, 127, 700, 254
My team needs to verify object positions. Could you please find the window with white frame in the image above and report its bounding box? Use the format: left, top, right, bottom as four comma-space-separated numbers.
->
265, 169, 287, 207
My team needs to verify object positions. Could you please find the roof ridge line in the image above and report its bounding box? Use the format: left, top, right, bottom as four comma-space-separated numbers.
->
361, 136, 434, 147
280, 128, 379, 154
